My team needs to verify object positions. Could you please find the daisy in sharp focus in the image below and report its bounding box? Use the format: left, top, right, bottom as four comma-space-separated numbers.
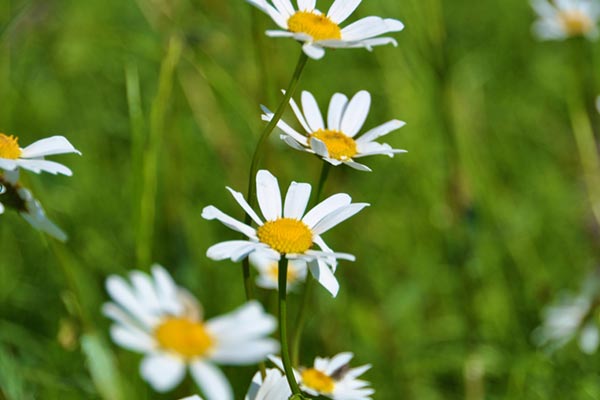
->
247, 0, 404, 59
270, 352, 374, 399
103, 265, 279, 400
0, 133, 80, 175
0, 170, 67, 241
250, 251, 307, 292
202, 169, 369, 297
531, 0, 600, 40
245, 368, 293, 400
262, 90, 406, 172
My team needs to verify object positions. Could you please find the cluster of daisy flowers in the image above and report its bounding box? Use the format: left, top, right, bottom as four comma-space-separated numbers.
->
0, 133, 80, 241
103, 0, 406, 398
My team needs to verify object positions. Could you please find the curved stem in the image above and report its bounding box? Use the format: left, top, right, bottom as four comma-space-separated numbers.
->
240, 50, 309, 303
278, 257, 303, 395
291, 163, 331, 365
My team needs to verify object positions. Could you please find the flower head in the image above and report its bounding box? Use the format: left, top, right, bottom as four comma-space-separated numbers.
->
270, 352, 374, 399
247, 0, 404, 59
0, 170, 67, 241
263, 90, 406, 171
0, 134, 80, 175
103, 265, 279, 399
245, 369, 293, 400
533, 270, 600, 354
531, 0, 600, 40
250, 252, 307, 291
202, 170, 369, 296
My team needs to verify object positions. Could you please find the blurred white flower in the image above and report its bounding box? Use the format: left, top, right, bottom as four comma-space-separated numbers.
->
103, 265, 279, 399
531, 0, 600, 40
250, 252, 307, 292
263, 90, 406, 171
247, 0, 404, 59
180, 396, 203, 400
270, 352, 374, 399
202, 169, 369, 296
245, 369, 293, 400
0, 170, 67, 241
534, 272, 600, 354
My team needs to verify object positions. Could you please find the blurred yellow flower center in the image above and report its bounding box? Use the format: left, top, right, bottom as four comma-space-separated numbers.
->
155, 318, 214, 358
310, 129, 357, 161
0, 134, 22, 159
558, 10, 593, 36
268, 262, 298, 283
257, 218, 313, 254
302, 368, 335, 393
288, 11, 342, 41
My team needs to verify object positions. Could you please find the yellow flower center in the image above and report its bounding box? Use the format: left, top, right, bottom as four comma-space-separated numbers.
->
154, 318, 214, 358
268, 262, 298, 283
558, 10, 593, 36
287, 11, 342, 41
310, 129, 357, 161
0, 134, 22, 159
257, 218, 313, 254
301, 368, 335, 393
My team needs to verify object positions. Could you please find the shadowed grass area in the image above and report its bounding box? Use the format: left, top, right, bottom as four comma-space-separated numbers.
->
1, 0, 600, 399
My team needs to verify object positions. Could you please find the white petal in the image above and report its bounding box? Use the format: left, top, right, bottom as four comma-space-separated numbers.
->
0, 158, 18, 171
130, 270, 162, 313
190, 361, 233, 400
271, 0, 295, 18
311, 203, 369, 235
341, 17, 405, 41
0, 202, 4, 214
140, 353, 186, 392
281, 134, 311, 151
327, 93, 349, 131
102, 302, 151, 332
206, 240, 261, 262
297, 0, 316, 11
261, 105, 309, 146
327, 0, 361, 23
308, 259, 339, 297
343, 160, 372, 171
309, 137, 329, 158
202, 206, 257, 239
356, 119, 405, 144
20, 208, 68, 242
580, 323, 600, 354
15, 159, 73, 176
283, 182, 312, 219
226, 187, 263, 225
20, 136, 81, 158
3, 169, 19, 184
340, 90, 371, 138
325, 352, 354, 374
302, 193, 352, 228
210, 339, 279, 364
302, 42, 326, 59
301, 91, 325, 132
287, 92, 313, 133
109, 325, 155, 353
105, 276, 156, 327
151, 265, 183, 315
265, 30, 296, 37
246, 0, 288, 29
256, 170, 282, 221
206, 301, 277, 342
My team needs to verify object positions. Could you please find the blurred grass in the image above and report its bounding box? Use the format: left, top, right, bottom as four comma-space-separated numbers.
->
2, 0, 600, 399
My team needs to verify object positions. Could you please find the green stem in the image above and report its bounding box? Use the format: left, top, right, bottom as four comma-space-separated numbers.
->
278, 258, 303, 395
291, 163, 331, 365
240, 50, 309, 302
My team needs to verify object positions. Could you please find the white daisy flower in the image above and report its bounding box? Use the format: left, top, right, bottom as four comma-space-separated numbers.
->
270, 352, 374, 399
247, 0, 405, 59
245, 368, 293, 400
0, 170, 67, 241
250, 252, 307, 292
103, 265, 279, 399
531, 0, 600, 40
533, 271, 600, 354
0, 133, 81, 176
202, 169, 369, 297
262, 90, 406, 172
180, 396, 203, 400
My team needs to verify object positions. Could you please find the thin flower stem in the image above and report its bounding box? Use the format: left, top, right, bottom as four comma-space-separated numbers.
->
278, 257, 304, 396
291, 163, 331, 365
240, 50, 309, 303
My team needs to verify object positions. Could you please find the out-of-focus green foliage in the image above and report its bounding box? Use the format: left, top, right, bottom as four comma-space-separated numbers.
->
1, 0, 600, 398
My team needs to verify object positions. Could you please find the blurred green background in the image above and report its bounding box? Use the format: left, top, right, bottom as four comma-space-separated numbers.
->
2, 0, 600, 398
